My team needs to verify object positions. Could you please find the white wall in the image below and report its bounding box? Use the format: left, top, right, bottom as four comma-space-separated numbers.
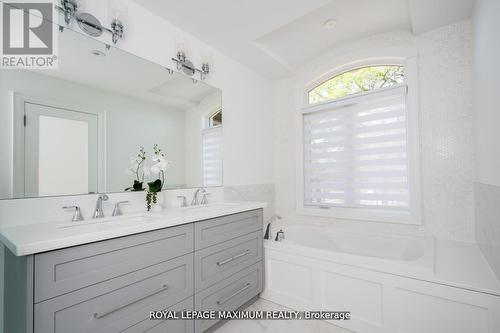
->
473, 0, 500, 279
273, 20, 475, 242
473, 0, 500, 187
0, 70, 187, 198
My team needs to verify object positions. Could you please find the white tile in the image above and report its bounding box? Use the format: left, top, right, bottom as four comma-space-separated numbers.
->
214, 298, 352, 333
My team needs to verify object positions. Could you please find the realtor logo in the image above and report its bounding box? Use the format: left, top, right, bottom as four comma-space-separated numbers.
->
1, 1, 58, 69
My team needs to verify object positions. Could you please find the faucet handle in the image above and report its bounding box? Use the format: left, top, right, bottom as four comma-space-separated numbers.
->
190, 187, 206, 206
275, 229, 285, 242
200, 193, 210, 205
112, 201, 129, 216
63, 205, 84, 222
177, 196, 188, 207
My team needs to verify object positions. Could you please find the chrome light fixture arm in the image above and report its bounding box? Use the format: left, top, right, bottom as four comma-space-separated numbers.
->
56, 1, 124, 45
171, 51, 210, 81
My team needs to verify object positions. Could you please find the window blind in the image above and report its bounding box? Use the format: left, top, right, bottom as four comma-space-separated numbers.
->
303, 86, 409, 213
202, 127, 223, 186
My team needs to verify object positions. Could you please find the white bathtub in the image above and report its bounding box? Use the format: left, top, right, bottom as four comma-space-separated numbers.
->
268, 225, 435, 275
261, 224, 500, 333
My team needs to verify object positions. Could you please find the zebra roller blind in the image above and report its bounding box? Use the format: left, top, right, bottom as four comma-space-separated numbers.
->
202, 127, 223, 186
303, 85, 409, 213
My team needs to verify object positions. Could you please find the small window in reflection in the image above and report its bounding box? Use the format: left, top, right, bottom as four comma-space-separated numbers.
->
209, 109, 222, 128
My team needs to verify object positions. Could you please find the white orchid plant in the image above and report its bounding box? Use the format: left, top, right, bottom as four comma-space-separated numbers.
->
124, 146, 147, 191
146, 144, 171, 211
125, 144, 171, 211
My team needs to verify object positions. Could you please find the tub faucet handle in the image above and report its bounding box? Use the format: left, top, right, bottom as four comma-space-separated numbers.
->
275, 229, 285, 242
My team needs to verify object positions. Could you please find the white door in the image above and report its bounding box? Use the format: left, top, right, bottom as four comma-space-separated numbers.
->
23, 102, 98, 197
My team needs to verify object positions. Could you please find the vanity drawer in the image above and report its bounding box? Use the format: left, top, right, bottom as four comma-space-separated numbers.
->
195, 230, 263, 292
34, 223, 193, 302
194, 209, 262, 250
34, 253, 193, 333
194, 261, 263, 333
96, 296, 193, 333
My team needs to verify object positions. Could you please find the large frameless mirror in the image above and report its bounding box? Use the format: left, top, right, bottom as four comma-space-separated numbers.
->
0, 21, 223, 200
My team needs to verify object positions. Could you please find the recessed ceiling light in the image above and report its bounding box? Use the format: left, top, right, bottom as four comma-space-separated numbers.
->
324, 18, 337, 30
91, 50, 105, 57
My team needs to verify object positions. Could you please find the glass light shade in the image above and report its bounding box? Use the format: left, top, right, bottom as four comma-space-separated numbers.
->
108, 0, 130, 21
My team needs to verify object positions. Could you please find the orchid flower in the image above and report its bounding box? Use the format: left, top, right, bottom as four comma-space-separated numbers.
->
126, 146, 146, 182
150, 144, 171, 190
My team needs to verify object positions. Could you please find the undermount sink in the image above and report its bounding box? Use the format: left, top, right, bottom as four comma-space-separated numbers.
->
57, 215, 155, 229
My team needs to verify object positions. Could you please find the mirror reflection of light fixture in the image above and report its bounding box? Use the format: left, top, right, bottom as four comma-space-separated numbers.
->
75, 12, 103, 37
56, 0, 126, 44
108, 0, 128, 45
60, 0, 77, 24
171, 51, 210, 81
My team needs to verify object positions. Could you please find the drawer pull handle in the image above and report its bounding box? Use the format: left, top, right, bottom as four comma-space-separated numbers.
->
216, 283, 252, 305
216, 250, 250, 266
93, 283, 168, 319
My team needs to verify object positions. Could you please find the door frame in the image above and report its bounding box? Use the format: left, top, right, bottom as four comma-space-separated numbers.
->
12, 93, 106, 198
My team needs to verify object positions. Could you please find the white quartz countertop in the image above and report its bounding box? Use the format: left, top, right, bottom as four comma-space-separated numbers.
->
0, 201, 266, 256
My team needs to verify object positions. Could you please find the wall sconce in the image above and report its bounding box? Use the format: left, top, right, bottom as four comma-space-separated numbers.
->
171, 51, 210, 81
56, 0, 125, 44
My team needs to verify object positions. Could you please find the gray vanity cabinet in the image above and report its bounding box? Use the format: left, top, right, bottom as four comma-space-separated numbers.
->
3, 209, 264, 333
193, 210, 263, 333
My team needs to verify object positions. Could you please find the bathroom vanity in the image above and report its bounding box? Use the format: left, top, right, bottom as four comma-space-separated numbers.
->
1, 204, 264, 333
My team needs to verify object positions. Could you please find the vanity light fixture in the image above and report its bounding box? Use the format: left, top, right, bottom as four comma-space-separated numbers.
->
56, 0, 125, 44
60, 0, 77, 24
171, 51, 210, 81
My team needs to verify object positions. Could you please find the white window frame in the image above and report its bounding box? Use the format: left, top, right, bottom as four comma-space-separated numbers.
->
202, 108, 223, 187
296, 50, 422, 225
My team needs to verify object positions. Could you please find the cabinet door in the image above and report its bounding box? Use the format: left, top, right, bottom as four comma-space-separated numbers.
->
386, 277, 500, 333
34, 254, 193, 333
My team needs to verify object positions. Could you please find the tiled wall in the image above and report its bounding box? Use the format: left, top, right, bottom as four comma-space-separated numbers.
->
475, 183, 500, 279
224, 184, 275, 224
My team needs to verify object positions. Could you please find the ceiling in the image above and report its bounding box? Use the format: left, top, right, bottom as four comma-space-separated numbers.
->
135, 0, 476, 80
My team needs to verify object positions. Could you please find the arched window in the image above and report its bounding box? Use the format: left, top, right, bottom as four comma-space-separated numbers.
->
308, 65, 405, 104
301, 62, 419, 224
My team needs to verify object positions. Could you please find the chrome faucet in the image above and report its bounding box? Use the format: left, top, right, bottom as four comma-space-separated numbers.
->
93, 194, 109, 219
191, 188, 206, 206
264, 214, 282, 240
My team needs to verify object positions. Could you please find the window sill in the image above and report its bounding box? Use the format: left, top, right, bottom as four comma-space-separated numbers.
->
297, 206, 422, 225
